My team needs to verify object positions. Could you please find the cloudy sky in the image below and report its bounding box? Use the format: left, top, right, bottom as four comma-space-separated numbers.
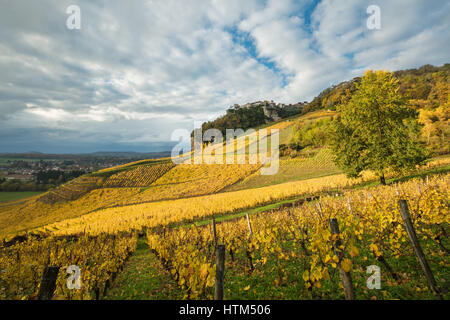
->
0, 0, 449, 153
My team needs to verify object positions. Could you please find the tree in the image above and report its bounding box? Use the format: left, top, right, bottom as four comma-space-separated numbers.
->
418, 99, 450, 155
329, 70, 427, 185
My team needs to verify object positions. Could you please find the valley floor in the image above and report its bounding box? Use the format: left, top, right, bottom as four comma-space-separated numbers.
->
0, 191, 43, 203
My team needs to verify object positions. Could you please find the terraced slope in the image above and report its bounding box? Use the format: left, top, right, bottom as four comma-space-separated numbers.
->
122, 163, 261, 204
103, 163, 175, 187
40, 176, 103, 203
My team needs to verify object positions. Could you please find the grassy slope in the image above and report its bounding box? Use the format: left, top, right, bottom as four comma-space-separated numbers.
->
104, 237, 183, 300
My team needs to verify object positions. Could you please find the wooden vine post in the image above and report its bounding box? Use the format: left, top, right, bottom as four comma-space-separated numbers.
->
214, 244, 225, 300
398, 199, 442, 299
36, 247, 60, 300
212, 216, 226, 300
212, 217, 217, 246
245, 213, 254, 271
37, 266, 60, 300
246, 213, 253, 239
329, 218, 355, 300
346, 197, 353, 214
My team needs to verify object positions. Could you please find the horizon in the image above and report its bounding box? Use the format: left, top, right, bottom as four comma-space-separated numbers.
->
0, 150, 173, 155
1, 0, 449, 154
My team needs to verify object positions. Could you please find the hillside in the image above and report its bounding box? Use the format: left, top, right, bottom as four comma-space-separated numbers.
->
303, 63, 449, 113
200, 63, 449, 156
287, 64, 450, 157
0, 64, 449, 239
0, 127, 448, 238
0, 65, 449, 302
200, 64, 448, 139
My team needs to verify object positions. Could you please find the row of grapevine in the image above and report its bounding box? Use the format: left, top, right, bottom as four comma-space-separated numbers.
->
40, 176, 103, 203
147, 174, 449, 299
0, 232, 137, 299
35, 171, 380, 237
103, 163, 175, 187
124, 163, 261, 203
0, 187, 142, 238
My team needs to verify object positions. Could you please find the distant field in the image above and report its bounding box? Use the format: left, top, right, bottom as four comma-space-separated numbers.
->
0, 192, 43, 203
0, 158, 39, 164
0, 157, 64, 164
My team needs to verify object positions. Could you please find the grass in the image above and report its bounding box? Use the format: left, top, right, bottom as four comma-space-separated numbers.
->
104, 237, 184, 300
0, 192, 43, 203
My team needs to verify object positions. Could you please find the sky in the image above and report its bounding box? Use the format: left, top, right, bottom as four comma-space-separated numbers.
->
0, 0, 449, 154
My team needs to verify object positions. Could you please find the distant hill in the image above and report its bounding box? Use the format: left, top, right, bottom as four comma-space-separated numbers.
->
87, 151, 171, 158
298, 63, 449, 155
302, 63, 450, 114
0, 151, 171, 160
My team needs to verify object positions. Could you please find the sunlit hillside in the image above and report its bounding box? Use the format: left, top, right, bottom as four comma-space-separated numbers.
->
0, 65, 448, 302
0, 107, 449, 239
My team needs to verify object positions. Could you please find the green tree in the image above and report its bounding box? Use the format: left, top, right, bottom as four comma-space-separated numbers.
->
329, 70, 427, 185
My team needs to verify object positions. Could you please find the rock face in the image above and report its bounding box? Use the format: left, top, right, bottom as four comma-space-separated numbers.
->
262, 104, 281, 122
240, 100, 307, 123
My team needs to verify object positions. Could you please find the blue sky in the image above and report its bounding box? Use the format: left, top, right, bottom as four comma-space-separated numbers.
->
0, 0, 449, 153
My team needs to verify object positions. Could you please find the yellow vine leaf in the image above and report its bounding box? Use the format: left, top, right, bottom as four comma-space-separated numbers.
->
341, 258, 352, 272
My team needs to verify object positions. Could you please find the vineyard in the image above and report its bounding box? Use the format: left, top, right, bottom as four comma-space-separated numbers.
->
124, 164, 261, 204
40, 176, 103, 203
0, 232, 137, 299
0, 155, 448, 239
103, 163, 175, 187
147, 174, 449, 299
226, 148, 339, 191
96, 158, 173, 174
0, 188, 141, 237
0, 0, 448, 305
0, 140, 448, 300
34, 171, 379, 236
1, 173, 447, 300
0, 162, 263, 237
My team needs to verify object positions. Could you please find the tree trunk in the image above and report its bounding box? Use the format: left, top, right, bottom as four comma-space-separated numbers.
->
380, 174, 386, 185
